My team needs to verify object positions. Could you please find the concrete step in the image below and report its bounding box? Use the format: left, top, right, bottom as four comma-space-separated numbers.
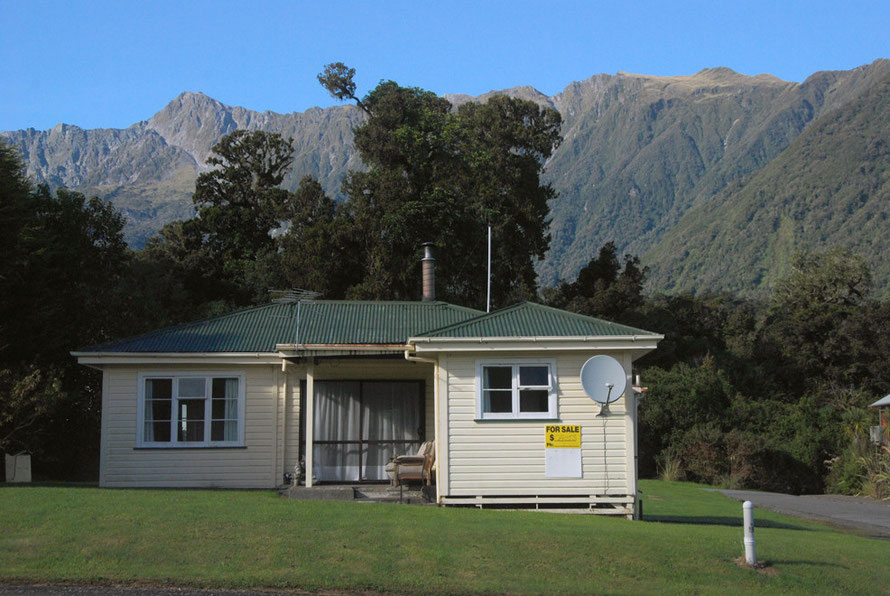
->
282, 484, 434, 504
355, 486, 429, 504
283, 485, 356, 501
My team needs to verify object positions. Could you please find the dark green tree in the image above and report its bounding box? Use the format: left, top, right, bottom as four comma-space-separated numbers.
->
279, 176, 352, 297
8, 185, 129, 362
0, 142, 131, 476
758, 248, 872, 393
192, 130, 295, 269
318, 62, 367, 113
142, 130, 299, 307
637, 358, 736, 478
544, 242, 648, 322
135, 218, 233, 325
0, 142, 34, 358
319, 63, 562, 307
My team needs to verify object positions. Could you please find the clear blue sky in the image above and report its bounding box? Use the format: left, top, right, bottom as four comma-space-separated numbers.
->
2, 0, 888, 132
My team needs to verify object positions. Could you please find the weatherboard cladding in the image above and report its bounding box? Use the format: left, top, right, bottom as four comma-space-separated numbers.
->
415, 302, 659, 338
85, 301, 483, 353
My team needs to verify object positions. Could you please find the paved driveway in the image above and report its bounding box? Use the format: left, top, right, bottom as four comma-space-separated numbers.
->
719, 489, 890, 539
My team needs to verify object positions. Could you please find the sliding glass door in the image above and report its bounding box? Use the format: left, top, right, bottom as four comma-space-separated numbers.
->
310, 380, 424, 482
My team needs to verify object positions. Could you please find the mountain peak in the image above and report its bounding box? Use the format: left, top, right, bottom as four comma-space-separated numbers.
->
164, 91, 224, 110
146, 92, 238, 169
695, 66, 740, 77
176, 91, 211, 100
691, 66, 790, 85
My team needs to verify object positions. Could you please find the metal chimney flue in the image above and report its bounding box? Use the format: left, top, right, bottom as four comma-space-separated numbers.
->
421, 242, 435, 302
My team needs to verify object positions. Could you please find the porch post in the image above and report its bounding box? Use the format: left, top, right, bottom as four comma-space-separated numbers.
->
305, 361, 315, 488
433, 359, 441, 504
435, 354, 449, 504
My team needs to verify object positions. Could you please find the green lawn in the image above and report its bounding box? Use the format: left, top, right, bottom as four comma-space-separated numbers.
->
0, 480, 887, 594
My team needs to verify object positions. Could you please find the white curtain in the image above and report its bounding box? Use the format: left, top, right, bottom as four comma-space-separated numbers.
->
144, 379, 157, 442
144, 379, 171, 442
210, 377, 240, 442
313, 381, 361, 481
362, 382, 421, 481
223, 378, 239, 441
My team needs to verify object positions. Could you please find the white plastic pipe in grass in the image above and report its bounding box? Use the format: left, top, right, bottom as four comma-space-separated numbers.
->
743, 500, 757, 565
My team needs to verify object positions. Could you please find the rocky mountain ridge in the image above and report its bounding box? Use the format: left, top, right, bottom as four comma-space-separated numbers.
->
4, 59, 890, 295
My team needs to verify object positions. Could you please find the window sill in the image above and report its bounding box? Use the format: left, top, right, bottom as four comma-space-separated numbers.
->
134, 445, 247, 450
474, 418, 561, 423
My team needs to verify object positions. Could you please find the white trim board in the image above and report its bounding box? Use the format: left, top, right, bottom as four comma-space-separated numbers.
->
408, 337, 662, 354
73, 352, 283, 366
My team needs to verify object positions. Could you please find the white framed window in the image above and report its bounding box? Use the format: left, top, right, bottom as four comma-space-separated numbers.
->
475, 359, 558, 420
136, 372, 245, 447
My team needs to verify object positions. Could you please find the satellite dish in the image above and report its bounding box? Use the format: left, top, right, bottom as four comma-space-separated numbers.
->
580, 356, 627, 404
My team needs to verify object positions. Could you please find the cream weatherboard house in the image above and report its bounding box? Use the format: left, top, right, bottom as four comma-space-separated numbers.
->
74, 300, 661, 517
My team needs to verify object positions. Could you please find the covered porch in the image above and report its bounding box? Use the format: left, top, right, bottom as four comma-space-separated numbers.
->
285, 354, 437, 487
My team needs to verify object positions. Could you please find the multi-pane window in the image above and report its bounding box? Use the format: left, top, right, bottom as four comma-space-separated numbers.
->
478, 361, 557, 419
139, 374, 243, 447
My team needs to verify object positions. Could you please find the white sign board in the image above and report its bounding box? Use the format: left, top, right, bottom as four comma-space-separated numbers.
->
544, 425, 582, 478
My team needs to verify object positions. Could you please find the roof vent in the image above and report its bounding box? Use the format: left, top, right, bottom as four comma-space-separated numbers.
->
421, 243, 436, 302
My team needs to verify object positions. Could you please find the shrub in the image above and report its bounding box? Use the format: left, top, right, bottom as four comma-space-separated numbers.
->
859, 444, 890, 500
827, 443, 869, 495
638, 360, 735, 478
725, 430, 762, 489
656, 448, 684, 482
677, 424, 727, 484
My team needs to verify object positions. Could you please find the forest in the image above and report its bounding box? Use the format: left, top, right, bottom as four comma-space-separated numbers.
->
2, 64, 889, 497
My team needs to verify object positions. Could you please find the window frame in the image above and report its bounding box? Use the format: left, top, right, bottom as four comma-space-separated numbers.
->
475, 358, 558, 420
136, 371, 246, 448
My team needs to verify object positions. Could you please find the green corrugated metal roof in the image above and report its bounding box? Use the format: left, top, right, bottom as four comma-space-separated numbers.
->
84, 302, 299, 353
415, 302, 660, 338
296, 301, 482, 345
83, 301, 484, 353
81, 301, 657, 353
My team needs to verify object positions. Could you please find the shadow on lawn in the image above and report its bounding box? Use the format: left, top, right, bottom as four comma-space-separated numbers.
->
644, 514, 811, 531
769, 559, 849, 569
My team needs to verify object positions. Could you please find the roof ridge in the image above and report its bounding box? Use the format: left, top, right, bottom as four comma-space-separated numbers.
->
303, 299, 481, 309
413, 302, 526, 336
437, 302, 486, 315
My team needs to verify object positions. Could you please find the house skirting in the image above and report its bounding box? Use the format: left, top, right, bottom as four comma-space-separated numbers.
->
440, 493, 636, 517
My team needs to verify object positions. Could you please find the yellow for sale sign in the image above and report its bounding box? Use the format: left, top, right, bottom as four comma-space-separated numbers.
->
545, 425, 581, 448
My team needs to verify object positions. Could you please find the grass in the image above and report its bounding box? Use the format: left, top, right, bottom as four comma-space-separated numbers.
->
0, 480, 887, 594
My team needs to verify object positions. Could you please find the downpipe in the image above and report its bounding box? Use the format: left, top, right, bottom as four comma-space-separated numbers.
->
405, 349, 441, 504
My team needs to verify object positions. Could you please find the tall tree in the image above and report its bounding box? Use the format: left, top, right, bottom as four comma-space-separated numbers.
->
6, 184, 129, 362
136, 218, 233, 325
279, 176, 352, 297
0, 142, 131, 475
143, 130, 299, 307
759, 248, 873, 392
544, 242, 648, 322
192, 130, 295, 268
0, 141, 34, 357
319, 63, 562, 307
